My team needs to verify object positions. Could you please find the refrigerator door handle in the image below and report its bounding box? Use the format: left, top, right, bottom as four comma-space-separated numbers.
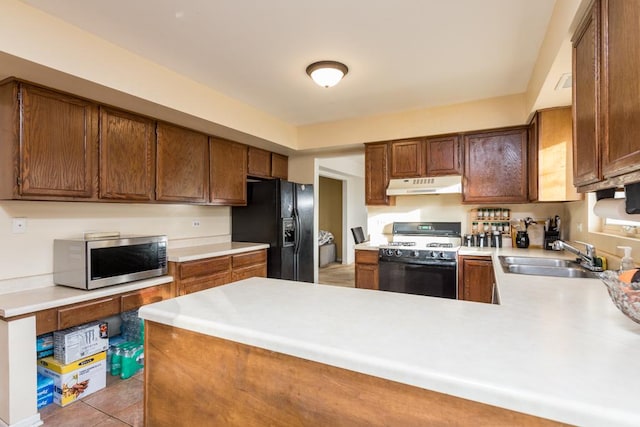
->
293, 209, 302, 254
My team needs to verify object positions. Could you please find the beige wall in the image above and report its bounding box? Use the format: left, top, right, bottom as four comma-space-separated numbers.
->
0, 201, 230, 284
319, 177, 343, 261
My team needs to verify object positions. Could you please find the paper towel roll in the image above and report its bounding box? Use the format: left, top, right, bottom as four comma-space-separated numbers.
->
593, 198, 640, 222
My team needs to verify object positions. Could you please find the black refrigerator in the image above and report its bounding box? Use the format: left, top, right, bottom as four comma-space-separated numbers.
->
232, 179, 314, 283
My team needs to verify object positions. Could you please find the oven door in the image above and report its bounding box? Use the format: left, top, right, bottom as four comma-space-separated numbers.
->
378, 259, 457, 299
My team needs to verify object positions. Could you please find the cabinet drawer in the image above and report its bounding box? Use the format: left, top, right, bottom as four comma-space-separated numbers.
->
121, 282, 174, 312
232, 250, 267, 269
58, 297, 120, 329
179, 256, 231, 280
232, 264, 267, 282
355, 250, 379, 265
178, 272, 231, 296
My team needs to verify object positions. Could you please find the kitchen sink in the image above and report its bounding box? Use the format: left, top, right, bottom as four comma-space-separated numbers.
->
498, 256, 600, 279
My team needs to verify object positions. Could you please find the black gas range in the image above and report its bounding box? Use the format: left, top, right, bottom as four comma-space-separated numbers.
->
378, 222, 461, 299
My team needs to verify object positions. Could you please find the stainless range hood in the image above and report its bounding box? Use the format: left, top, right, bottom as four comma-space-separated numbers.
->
386, 175, 462, 195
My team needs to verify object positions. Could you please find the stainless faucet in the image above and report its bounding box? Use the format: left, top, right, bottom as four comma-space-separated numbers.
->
552, 240, 603, 271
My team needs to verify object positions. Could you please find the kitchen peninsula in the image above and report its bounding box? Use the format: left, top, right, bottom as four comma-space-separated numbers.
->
139, 252, 640, 427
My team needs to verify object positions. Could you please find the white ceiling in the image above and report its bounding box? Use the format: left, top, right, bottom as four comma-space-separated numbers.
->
22, 0, 558, 126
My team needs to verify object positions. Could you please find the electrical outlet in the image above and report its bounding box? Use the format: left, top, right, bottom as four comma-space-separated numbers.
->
192, 220, 201, 228
12, 218, 27, 234
576, 223, 583, 232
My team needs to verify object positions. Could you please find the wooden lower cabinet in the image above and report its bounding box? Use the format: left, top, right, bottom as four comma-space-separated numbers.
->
458, 256, 495, 304
170, 249, 268, 296
145, 322, 565, 426
29, 281, 175, 335
355, 250, 379, 290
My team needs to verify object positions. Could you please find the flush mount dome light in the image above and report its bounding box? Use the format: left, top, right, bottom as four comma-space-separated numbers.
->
306, 61, 348, 88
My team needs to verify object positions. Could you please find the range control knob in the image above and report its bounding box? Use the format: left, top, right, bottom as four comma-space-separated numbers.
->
439, 251, 448, 259
395, 249, 403, 257
385, 249, 394, 256
429, 251, 438, 258
412, 250, 420, 258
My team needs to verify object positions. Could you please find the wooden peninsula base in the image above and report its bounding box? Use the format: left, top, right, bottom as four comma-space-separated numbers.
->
144, 321, 567, 426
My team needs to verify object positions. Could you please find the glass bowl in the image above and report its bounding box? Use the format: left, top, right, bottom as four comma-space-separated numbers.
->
600, 270, 640, 324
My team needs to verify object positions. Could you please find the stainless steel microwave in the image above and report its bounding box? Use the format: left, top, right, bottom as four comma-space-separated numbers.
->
54, 235, 168, 290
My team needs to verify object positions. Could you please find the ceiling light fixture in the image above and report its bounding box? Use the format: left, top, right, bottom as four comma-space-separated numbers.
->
306, 61, 349, 88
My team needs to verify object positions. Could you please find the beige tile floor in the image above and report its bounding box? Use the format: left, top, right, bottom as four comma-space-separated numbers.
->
40, 266, 353, 425
39, 369, 144, 427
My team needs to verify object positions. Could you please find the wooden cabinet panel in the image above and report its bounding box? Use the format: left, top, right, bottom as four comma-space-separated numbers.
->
177, 272, 231, 296
424, 135, 461, 176
210, 137, 247, 205
355, 250, 379, 290
247, 147, 272, 178
99, 107, 156, 201
390, 139, 422, 178
462, 127, 528, 203
232, 250, 267, 270
156, 122, 209, 203
271, 153, 288, 180
121, 282, 175, 312
530, 108, 582, 202
57, 297, 121, 329
178, 256, 231, 280
35, 308, 59, 336
572, 1, 601, 187
232, 265, 267, 282
17, 83, 98, 198
600, 0, 640, 178
458, 256, 494, 304
365, 143, 392, 206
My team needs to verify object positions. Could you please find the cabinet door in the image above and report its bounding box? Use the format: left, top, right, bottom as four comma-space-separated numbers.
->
601, 0, 640, 178
247, 146, 272, 178
156, 122, 209, 203
19, 84, 97, 198
99, 107, 156, 200
572, 1, 601, 187
458, 256, 494, 304
210, 137, 247, 205
355, 250, 379, 290
271, 153, 288, 180
528, 113, 539, 201
463, 127, 528, 203
424, 135, 461, 176
365, 143, 392, 205
390, 139, 422, 178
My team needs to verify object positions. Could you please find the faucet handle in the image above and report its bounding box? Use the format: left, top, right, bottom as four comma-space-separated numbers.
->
551, 240, 563, 250
576, 240, 595, 256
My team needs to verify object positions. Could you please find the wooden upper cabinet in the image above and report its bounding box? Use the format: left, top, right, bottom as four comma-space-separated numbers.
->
424, 135, 461, 176
600, 0, 640, 178
210, 137, 247, 205
271, 153, 288, 180
1, 82, 98, 199
529, 107, 582, 202
390, 139, 422, 178
156, 122, 209, 203
99, 107, 156, 201
365, 142, 392, 206
247, 147, 272, 178
572, 0, 601, 187
462, 127, 528, 204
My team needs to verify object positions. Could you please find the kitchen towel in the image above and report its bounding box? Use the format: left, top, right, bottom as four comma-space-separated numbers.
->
593, 198, 640, 222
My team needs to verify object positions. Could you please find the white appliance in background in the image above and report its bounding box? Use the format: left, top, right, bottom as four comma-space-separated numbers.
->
378, 222, 461, 299
386, 175, 462, 195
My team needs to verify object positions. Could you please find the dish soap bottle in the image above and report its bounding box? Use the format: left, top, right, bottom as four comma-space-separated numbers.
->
618, 246, 634, 271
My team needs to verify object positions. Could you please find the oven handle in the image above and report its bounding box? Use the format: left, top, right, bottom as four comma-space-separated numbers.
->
378, 258, 457, 268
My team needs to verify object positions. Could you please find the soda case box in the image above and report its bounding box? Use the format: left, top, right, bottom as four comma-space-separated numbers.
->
37, 373, 54, 409
36, 333, 54, 359
54, 321, 108, 364
37, 351, 106, 407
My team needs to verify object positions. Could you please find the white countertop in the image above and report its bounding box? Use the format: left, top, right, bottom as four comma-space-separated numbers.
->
167, 242, 269, 262
139, 249, 640, 427
0, 275, 173, 318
